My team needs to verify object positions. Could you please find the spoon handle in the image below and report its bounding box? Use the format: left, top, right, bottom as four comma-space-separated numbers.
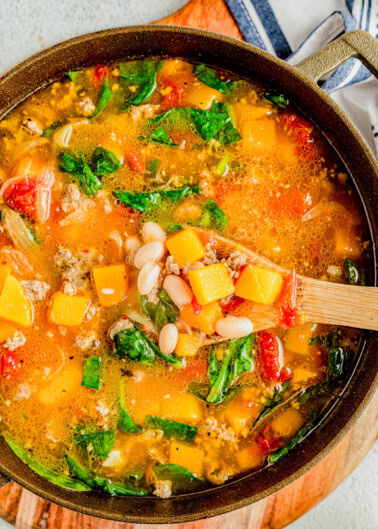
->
300, 278, 378, 331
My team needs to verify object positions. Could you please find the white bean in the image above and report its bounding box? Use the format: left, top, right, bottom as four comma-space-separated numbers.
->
159, 323, 178, 355
124, 236, 141, 254
142, 222, 166, 243
215, 316, 253, 339
53, 124, 73, 148
163, 275, 193, 306
134, 241, 165, 269
137, 261, 160, 295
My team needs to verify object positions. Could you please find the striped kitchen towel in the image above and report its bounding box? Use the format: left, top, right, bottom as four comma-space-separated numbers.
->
224, 0, 378, 152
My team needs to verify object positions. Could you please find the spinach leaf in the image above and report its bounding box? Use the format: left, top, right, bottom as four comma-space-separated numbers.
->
194, 64, 232, 94
120, 61, 165, 109
73, 429, 115, 459
166, 223, 184, 233
211, 101, 242, 146
114, 185, 200, 212
42, 120, 62, 138
343, 258, 365, 286
139, 127, 179, 146
207, 334, 255, 404
199, 199, 228, 232
81, 357, 101, 390
113, 322, 183, 368
208, 349, 219, 385
150, 107, 229, 142
268, 413, 316, 464
215, 155, 229, 176
309, 332, 347, 380
263, 91, 289, 109
4, 437, 91, 491
65, 454, 148, 496
66, 71, 82, 83
253, 382, 291, 425
145, 415, 198, 444
92, 147, 121, 176
153, 463, 202, 490
59, 152, 103, 196
147, 158, 159, 176
188, 382, 210, 402
92, 84, 112, 118
138, 289, 177, 332
118, 380, 143, 434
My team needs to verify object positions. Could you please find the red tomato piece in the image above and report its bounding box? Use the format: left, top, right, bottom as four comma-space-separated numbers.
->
93, 65, 109, 86
222, 295, 245, 313
162, 77, 183, 110
126, 150, 144, 173
176, 357, 208, 382
258, 331, 292, 383
3, 177, 38, 217
0, 350, 22, 379
191, 295, 202, 315
276, 270, 300, 329
256, 424, 284, 451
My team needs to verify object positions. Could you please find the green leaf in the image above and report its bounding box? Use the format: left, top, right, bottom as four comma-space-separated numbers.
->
114, 185, 200, 212
343, 258, 365, 286
328, 347, 347, 379
138, 289, 177, 332
268, 413, 316, 464
209, 349, 218, 386
120, 61, 165, 108
145, 416, 198, 444
263, 91, 289, 109
92, 84, 112, 118
113, 322, 183, 368
92, 147, 121, 176
153, 463, 202, 491
81, 357, 101, 390
58, 152, 103, 196
199, 199, 228, 232
73, 429, 115, 459
211, 101, 242, 146
215, 155, 229, 176
147, 159, 159, 176
207, 334, 255, 404
42, 120, 62, 138
65, 454, 148, 496
166, 223, 183, 233
118, 380, 143, 434
194, 64, 232, 94
66, 71, 82, 83
253, 381, 291, 425
4, 437, 91, 491
139, 127, 179, 146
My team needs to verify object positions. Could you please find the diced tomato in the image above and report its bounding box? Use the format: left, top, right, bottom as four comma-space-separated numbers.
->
3, 177, 38, 217
270, 189, 312, 217
93, 65, 109, 86
176, 357, 208, 381
191, 295, 202, 315
282, 111, 314, 160
222, 295, 245, 313
256, 424, 284, 451
126, 150, 144, 173
276, 270, 300, 328
0, 350, 22, 379
258, 331, 292, 383
162, 77, 183, 110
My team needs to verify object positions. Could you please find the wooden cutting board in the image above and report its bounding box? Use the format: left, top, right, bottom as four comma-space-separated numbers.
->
0, 1, 377, 528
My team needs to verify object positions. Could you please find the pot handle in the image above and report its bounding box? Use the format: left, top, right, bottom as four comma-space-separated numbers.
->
295, 29, 378, 82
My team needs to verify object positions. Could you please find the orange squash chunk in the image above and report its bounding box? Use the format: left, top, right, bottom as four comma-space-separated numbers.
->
181, 301, 222, 335
169, 442, 204, 476
188, 263, 234, 305
0, 274, 33, 327
49, 293, 89, 326
166, 228, 206, 266
241, 119, 277, 151
187, 84, 224, 110
235, 265, 283, 305
175, 333, 203, 357
93, 264, 128, 306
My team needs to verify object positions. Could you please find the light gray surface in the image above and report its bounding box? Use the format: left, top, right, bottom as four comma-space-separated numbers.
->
0, 1, 376, 528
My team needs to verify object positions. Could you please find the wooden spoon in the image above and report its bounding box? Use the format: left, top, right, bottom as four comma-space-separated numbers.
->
192, 228, 378, 334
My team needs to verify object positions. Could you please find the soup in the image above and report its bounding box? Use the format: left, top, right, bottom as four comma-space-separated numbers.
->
0, 59, 368, 497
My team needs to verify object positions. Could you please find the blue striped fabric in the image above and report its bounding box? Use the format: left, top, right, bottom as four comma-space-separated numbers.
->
224, 0, 377, 94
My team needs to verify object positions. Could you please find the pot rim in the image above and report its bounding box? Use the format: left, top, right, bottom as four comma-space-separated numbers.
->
0, 25, 376, 524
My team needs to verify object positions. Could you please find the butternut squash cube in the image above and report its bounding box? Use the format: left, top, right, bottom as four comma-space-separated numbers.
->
0, 266, 10, 292
93, 264, 128, 306
233, 103, 271, 130
188, 263, 234, 305
39, 363, 82, 405
187, 84, 224, 110
181, 301, 223, 335
334, 228, 361, 259
0, 321, 17, 342
235, 265, 283, 305
237, 444, 266, 471
241, 119, 277, 151
175, 333, 203, 357
49, 293, 89, 326
284, 323, 314, 355
0, 275, 33, 326
161, 393, 202, 423
270, 407, 304, 438
169, 442, 204, 476
291, 368, 318, 384
166, 228, 206, 266
224, 387, 262, 433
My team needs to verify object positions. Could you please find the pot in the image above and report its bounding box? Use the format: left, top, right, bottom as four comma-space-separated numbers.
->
0, 26, 377, 524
